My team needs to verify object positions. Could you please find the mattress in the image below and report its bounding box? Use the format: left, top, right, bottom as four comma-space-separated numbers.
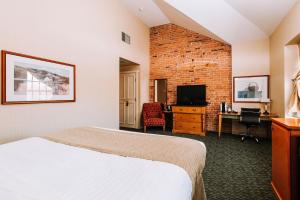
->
0, 137, 192, 200
45, 127, 207, 200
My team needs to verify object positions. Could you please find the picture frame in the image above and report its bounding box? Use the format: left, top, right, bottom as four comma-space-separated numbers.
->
233, 75, 269, 103
1, 50, 76, 105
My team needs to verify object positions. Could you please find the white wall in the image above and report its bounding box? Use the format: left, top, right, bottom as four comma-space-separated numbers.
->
284, 45, 300, 116
232, 39, 270, 111
0, 0, 149, 143
270, 1, 300, 117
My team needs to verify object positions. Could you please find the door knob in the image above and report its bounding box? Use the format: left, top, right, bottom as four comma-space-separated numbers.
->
126, 101, 129, 106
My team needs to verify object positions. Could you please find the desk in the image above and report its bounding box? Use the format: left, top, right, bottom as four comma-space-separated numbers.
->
218, 112, 278, 139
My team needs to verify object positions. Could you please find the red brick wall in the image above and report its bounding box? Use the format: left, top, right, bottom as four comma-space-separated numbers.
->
150, 24, 232, 131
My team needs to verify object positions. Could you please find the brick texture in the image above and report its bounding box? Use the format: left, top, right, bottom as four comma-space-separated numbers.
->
150, 24, 232, 132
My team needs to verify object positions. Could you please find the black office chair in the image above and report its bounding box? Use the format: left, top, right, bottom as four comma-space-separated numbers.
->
240, 108, 261, 143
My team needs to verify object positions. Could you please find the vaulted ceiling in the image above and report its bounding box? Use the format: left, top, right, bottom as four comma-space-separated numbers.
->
120, 0, 298, 44
224, 0, 297, 35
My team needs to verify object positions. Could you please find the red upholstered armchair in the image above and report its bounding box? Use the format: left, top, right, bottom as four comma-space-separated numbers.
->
142, 103, 165, 133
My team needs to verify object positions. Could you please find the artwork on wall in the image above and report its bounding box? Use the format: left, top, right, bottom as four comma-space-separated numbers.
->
233, 75, 269, 103
1, 50, 76, 105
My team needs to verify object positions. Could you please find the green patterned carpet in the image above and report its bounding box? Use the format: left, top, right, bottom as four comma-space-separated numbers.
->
122, 128, 276, 200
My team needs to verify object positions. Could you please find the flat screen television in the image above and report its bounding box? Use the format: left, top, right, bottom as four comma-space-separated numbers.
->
177, 85, 207, 106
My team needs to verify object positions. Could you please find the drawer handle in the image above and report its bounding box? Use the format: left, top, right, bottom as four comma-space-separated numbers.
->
192, 109, 196, 111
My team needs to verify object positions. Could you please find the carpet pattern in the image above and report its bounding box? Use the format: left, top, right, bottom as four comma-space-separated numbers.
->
122, 128, 276, 200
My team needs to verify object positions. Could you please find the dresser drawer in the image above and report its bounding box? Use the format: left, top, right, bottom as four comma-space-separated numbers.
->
172, 106, 205, 114
174, 113, 202, 123
174, 122, 201, 132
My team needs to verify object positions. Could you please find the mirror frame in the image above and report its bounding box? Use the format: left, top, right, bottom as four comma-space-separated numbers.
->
154, 79, 168, 104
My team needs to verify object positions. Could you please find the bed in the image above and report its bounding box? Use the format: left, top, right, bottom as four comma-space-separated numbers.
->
0, 127, 207, 200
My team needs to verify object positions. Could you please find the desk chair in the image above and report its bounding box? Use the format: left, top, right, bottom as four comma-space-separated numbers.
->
240, 108, 261, 143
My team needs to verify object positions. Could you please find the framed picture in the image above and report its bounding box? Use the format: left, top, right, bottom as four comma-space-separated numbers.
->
1, 50, 76, 105
233, 75, 269, 103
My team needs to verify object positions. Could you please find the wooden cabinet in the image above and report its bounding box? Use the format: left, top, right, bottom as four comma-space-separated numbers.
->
272, 118, 300, 200
172, 106, 206, 136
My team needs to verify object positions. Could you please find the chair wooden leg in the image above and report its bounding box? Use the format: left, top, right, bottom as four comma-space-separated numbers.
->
144, 126, 147, 133
163, 125, 166, 132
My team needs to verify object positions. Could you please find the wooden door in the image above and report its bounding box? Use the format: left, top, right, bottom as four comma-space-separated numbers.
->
120, 72, 137, 128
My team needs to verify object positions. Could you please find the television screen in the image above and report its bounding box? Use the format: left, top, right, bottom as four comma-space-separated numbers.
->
177, 85, 207, 106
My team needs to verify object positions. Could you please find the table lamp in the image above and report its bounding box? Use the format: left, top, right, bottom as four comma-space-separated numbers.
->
260, 98, 271, 115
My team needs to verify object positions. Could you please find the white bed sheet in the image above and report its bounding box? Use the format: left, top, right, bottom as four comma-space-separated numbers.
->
0, 138, 192, 200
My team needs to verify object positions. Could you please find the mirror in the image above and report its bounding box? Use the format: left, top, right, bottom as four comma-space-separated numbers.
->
154, 79, 167, 104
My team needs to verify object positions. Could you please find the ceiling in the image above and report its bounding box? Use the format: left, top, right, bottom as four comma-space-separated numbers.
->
120, 57, 138, 67
154, 0, 226, 43
120, 0, 169, 27
224, 0, 298, 35
120, 0, 299, 44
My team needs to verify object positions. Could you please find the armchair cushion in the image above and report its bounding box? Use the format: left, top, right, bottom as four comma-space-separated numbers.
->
144, 118, 165, 126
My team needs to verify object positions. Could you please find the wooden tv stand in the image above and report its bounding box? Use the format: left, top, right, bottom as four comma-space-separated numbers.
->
172, 106, 206, 136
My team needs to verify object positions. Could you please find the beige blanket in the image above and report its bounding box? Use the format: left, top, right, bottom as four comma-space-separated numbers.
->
44, 127, 207, 200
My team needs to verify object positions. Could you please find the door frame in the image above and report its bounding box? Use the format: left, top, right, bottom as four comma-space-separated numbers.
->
119, 70, 140, 129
